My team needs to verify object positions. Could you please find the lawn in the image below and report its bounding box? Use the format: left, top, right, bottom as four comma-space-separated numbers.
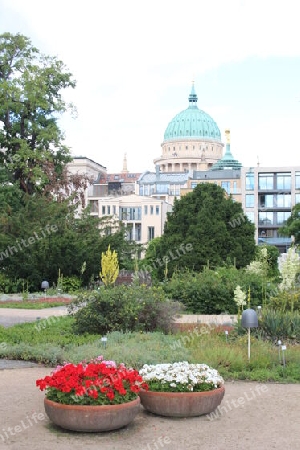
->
0, 315, 299, 383
0, 297, 73, 309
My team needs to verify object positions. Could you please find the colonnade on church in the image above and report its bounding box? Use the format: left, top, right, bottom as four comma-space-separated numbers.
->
158, 161, 213, 173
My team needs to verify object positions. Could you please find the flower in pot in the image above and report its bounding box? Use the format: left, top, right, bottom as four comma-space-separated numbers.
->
138, 361, 225, 417
36, 356, 148, 432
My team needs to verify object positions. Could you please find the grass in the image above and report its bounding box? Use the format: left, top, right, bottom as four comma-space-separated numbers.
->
0, 298, 72, 309
0, 316, 299, 383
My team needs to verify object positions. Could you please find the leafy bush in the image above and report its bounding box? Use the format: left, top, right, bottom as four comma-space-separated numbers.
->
162, 267, 272, 314
258, 309, 300, 342
70, 285, 183, 335
268, 289, 300, 312
61, 276, 82, 293
0, 274, 28, 294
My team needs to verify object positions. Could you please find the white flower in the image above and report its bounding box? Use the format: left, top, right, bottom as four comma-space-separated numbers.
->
234, 285, 246, 307
278, 247, 300, 291
139, 361, 224, 392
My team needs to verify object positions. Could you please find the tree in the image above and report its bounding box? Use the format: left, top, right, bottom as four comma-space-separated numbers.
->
0, 190, 133, 291
279, 203, 300, 245
0, 32, 77, 196
147, 183, 256, 279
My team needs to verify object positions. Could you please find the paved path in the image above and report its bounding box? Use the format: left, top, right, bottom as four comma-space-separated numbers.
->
0, 368, 299, 450
0, 306, 68, 328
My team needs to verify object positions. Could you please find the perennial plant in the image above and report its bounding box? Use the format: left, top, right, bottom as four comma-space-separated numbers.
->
139, 361, 224, 393
36, 356, 148, 405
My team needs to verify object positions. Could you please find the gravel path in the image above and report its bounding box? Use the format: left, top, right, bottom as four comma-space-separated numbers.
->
0, 367, 299, 450
0, 306, 68, 328
1, 306, 300, 449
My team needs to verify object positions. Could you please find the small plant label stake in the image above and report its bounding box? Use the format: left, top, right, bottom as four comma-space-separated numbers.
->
101, 336, 107, 349
277, 340, 282, 362
281, 345, 286, 368
224, 330, 228, 343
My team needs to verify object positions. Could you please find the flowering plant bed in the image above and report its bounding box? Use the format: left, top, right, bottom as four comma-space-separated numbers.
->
138, 361, 225, 417
36, 356, 148, 405
139, 361, 224, 392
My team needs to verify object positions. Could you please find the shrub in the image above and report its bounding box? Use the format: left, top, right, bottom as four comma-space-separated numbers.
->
162, 267, 272, 314
70, 285, 183, 335
259, 309, 300, 342
268, 289, 300, 312
61, 276, 82, 293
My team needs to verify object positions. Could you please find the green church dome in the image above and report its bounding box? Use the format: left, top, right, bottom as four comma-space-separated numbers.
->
163, 84, 221, 142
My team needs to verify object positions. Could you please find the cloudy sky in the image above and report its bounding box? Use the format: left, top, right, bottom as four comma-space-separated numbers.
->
1, 0, 300, 173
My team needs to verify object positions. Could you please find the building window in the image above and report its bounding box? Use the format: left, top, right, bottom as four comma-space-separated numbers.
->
135, 223, 141, 241
107, 206, 111, 214
276, 194, 291, 208
150, 206, 154, 215
125, 224, 133, 240
296, 172, 300, 189
259, 194, 273, 208
89, 200, 99, 213
233, 181, 237, 193
277, 211, 291, 225
120, 207, 141, 221
102, 206, 106, 215
246, 194, 254, 208
113, 205, 116, 215
148, 226, 155, 241
258, 212, 274, 225
156, 184, 168, 194
191, 182, 197, 189
221, 181, 230, 194
259, 174, 273, 190
246, 172, 254, 190
139, 186, 143, 195
277, 173, 291, 190
144, 205, 148, 215
156, 206, 159, 215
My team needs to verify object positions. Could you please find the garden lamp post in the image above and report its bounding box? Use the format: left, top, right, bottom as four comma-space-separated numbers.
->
41, 280, 49, 300
241, 309, 258, 361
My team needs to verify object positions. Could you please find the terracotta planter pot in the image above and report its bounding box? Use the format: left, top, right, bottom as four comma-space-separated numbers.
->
44, 397, 141, 432
139, 386, 225, 417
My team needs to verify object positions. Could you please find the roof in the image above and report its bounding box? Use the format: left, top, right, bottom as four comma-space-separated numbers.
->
163, 83, 221, 143
138, 171, 190, 184
98, 172, 142, 184
211, 138, 242, 171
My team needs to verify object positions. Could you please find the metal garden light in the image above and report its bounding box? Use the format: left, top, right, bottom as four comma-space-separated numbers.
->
241, 308, 258, 361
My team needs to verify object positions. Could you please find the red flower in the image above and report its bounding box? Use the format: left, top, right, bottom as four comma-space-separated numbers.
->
36, 356, 148, 406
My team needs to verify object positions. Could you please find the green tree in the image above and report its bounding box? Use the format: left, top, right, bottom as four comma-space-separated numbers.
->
279, 203, 300, 245
0, 192, 133, 291
148, 183, 256, 279
0, 32, 76, 196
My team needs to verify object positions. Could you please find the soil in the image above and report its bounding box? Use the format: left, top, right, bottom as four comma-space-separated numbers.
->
0, 367, 299, 450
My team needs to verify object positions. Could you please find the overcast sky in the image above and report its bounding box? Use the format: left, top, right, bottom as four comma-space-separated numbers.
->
1, 0, 300, 173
